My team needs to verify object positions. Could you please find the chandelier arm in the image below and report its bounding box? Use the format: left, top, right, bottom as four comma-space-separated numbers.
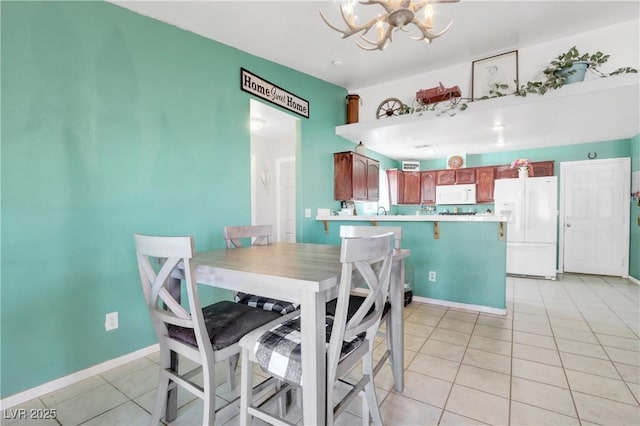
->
358, 0, 396, 14
359, 25, 393, 50
411, 17, 454, 41
319, 9, 387, 39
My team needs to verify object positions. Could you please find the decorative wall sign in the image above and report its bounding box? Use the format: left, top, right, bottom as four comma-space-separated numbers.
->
472, 50, 519, 99
240, 68, 309, 118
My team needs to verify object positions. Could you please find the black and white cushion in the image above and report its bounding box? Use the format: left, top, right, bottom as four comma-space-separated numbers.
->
235, 292, 300, 315
252, 315, 364, 385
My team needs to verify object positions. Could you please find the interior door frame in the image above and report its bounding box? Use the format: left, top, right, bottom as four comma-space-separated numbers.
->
558, 157, 631, 276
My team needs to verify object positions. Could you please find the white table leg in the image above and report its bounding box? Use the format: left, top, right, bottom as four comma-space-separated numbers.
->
390, 258, 405, 392
300, 290, 326, 425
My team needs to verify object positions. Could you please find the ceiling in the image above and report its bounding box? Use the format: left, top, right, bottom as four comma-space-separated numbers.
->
109, 1, 639, 159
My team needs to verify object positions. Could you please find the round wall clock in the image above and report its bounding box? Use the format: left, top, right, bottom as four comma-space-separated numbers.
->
448, 155, 464, 169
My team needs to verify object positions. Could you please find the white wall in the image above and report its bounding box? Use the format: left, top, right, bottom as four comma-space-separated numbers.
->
352, 20, 640, 122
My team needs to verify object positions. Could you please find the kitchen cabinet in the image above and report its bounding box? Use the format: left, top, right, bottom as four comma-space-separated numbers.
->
387, 169, 420, 204
436, 168, 476, 185
334, 151, 379, 201
421, 171, 437, 204
475, 167, 496, 203
496, 161, 555, 179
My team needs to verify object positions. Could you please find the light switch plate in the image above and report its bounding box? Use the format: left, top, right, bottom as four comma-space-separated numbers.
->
305, 208, 311, 218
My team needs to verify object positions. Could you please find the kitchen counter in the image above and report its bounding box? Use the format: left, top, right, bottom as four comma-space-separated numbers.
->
316, 214, 506, 222
313, 215, 507, 313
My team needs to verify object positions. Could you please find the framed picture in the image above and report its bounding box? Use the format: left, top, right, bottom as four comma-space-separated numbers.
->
472, 50, 519, 99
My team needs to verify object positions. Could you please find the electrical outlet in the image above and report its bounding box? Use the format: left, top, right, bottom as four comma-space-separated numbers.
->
428, 271, 436, 282
105, 312, 118, 331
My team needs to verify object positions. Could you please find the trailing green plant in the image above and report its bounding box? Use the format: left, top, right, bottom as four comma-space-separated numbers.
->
479, 46, 637, 99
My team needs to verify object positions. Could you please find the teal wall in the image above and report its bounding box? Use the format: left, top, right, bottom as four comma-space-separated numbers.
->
630, 135, 640, 279
310, 220, 506, 309
0, 1, 389, 398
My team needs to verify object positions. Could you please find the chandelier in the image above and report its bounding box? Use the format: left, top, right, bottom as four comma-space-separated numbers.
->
320, 0, 459, 51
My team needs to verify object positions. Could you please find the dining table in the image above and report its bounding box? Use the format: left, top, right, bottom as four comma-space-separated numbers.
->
168, 241, 409, 425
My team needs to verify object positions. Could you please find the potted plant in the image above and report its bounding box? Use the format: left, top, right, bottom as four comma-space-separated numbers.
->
516, 46, 637, 96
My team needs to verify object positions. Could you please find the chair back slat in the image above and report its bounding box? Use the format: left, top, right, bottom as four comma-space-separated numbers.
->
340, 225, 402, 249
224, 225, 273, 248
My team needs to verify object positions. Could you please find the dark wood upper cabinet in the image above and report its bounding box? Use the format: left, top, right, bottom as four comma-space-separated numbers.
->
436, 169, 456, 185
475, 167, 496, 203
402, 172, 421, 205
456, 168, 476, 184
531, 161, 554, 177
421, 171, 436, 204
496, 161, 555, 179
334, 151, 379, 201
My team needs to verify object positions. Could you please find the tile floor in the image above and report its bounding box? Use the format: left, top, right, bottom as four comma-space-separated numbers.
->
3, 274, 639, 425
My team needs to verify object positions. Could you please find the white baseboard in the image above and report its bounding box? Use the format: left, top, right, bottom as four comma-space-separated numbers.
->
412, 295, 508, 316
0, 344, 159, 411
629, 275, 640, 286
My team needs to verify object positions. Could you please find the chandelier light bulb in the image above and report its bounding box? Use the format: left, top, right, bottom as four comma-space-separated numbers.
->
424, 4, 434, 27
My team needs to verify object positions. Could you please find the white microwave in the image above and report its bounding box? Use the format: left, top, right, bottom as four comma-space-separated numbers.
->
435, 184, 476, 205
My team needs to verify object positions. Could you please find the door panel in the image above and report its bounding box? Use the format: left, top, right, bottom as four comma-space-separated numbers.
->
561, 158, 630, 276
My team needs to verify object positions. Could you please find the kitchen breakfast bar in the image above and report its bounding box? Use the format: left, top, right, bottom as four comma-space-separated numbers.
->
316, 214, 508, 314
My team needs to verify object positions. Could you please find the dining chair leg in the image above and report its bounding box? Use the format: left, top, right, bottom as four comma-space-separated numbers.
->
151, 372, 169, 426
239, 348, 253, 426
226, 355, 239, 390
362, 353, 383, 426
202, 362, 216, 425
385, 316, 394, 371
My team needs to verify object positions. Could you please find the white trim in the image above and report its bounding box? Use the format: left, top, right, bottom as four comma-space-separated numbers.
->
0, 344, 159, 411
628, 275, 640, 286
412, 295, 508, 316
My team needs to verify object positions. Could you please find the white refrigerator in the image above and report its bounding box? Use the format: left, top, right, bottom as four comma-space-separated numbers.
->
494, 176, 558, 280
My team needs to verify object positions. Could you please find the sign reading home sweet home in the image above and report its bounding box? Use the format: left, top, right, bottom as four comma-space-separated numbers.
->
241, 68, 309, 119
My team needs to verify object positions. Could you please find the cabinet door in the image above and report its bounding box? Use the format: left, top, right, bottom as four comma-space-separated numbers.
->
421, 171, 436, 204
475, 167, 496, 203
352, 154, 368, 200
402, 172, 421, 204
495, 165, 518, 179
436, 170, 456, 185
334, 152, 353, 200
456, 168, 476, 184
367, 159, 379, 201
386, 169, 400, 205
531, 161, 554, 177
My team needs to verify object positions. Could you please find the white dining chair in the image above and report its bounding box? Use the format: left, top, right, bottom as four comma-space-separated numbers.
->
333, 225, 403, 379
238, 232, 394, 426
134, 233, 282, 425
224, 225, 300, 315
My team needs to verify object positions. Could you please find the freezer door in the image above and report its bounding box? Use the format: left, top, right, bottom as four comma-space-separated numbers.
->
524, 177, 558, 243
506, 242, 557, 279
494, 179, 524, 242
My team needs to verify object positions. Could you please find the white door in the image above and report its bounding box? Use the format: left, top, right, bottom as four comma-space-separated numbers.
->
277, 157, 296, 243
560, 158, 630, 276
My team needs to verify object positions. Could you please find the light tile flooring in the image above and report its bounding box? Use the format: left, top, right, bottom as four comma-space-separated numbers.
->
3, 274, 639, 425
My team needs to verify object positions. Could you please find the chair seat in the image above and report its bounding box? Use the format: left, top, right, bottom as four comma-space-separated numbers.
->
326, 295, 391, 320
253, 315, 365, 385
235, 292, 300, 315
168, 301, 280, 350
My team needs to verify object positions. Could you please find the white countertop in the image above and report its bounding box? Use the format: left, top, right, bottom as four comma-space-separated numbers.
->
316, 214, 507, 223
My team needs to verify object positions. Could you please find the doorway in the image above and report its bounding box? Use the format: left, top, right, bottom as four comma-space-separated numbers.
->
559, 158, 630, 277
250, 99, 298, 242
